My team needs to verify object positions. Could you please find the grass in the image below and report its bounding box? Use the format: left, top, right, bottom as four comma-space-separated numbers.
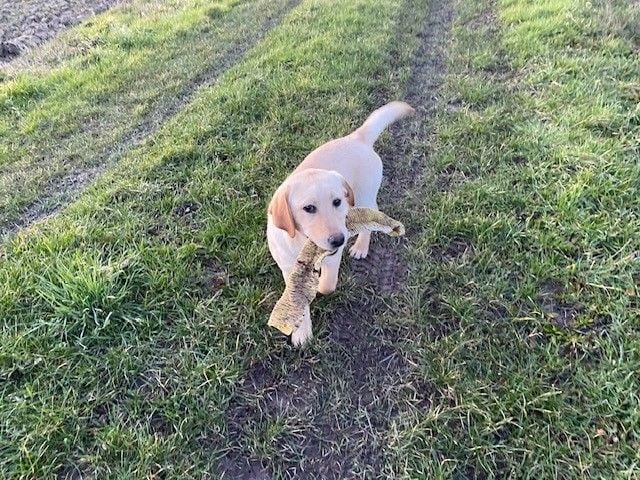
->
385, 0, 640, 477
1, 0, 639, 478
0, 0, 425, 477
0, 0, 294, 230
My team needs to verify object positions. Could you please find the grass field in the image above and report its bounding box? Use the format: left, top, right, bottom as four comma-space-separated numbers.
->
1, 0, 639, 478
0, 0, 296, 232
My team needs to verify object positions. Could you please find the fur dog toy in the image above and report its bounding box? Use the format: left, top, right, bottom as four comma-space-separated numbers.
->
268, 207, 405, 335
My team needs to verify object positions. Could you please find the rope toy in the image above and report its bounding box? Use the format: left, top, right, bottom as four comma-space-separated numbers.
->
268, 207, 405, 335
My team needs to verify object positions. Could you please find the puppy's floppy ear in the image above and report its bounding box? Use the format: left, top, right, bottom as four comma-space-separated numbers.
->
268, 185, 296, 238
343, 179, 355, 207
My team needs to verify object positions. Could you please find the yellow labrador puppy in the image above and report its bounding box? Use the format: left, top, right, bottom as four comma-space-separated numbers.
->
267, 101, 414, 346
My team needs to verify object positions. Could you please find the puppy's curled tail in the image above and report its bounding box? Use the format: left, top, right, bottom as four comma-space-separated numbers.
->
352, 101, 415, 146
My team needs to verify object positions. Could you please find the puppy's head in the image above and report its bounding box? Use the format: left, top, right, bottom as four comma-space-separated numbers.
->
269, 169, 354, 250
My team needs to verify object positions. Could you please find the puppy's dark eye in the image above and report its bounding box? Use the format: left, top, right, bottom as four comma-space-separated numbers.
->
333, 198, 342, 207
303, 205, 317, 213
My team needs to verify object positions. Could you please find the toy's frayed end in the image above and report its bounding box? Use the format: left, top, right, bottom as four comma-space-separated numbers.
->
391, 222, 405, 237
268, 307, 296, 335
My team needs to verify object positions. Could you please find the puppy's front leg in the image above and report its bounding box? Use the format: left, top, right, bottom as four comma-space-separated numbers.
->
318, 246, 344, 295
349, 231, 371, 259
291, 304, 312, 347
349, 201, 377, 259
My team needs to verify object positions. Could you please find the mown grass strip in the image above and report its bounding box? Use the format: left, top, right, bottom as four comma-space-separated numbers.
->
0, 0, 296, 232
0, 0, 421, 476
384, 0, 640, 477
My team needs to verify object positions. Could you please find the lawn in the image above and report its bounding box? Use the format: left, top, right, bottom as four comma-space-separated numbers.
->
0, 0, 638, 478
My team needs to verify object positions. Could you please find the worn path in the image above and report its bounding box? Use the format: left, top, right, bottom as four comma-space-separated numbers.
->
220, 0, 455, 477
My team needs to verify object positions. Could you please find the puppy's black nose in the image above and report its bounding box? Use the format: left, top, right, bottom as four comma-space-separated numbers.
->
328, 233, 345, 248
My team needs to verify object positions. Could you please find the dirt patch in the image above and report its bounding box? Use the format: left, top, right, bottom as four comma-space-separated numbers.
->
461, 6, 499, 33
453, 462, 487, 480
1, 165, 103, 237
217, 458, 271, 480
194, 255, 227, 294
0, 0, 125, 63
446, 98, 464, 114
218, 0, 455, 476
89, 402, 111, 428
1, 0, 302, 238
430, 236, 474, 261
435, 163, 474, 191
223, 305, 415, 478
511, 154, 528, 165
349, 236, 408, 294
420, 285, 461, 340
56, 462, 96, 480
148, 410, 174, 437
436, 169, 470, 191
174, 201, 200, 217
539, 280, 583, 329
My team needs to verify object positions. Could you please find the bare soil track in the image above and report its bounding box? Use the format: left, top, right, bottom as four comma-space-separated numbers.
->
0, 0, 125, 62
220, 0, 454, 477
1, 0, 301, 238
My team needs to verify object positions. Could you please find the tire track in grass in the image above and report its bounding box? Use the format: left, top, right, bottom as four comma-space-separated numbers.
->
220, 0, 454, 477
0, 0, 301, 239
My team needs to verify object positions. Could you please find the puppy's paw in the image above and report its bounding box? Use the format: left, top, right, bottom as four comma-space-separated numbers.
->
349, 244, 369, 259
291, 321, 313, 347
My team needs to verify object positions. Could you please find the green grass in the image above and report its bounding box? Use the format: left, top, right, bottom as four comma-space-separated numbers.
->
1, 0, 639, 477
0, 0, 294, 229
0, 0, 424, 477
385, 0, 640, 477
